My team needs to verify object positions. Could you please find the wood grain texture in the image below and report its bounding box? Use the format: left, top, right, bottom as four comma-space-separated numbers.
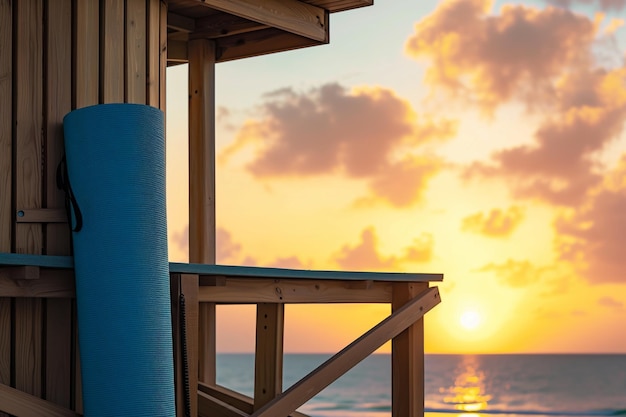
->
0, 271, 75, 298
392, 282, 428, 417
198, 390, 248, 417
188, 37, 218, 386
0, 0, 11, 254
14, 297, 43, 397
74, 0, 99, 108
45, 0, 72, 256
45, 298, 72, 408
102, 0, 124, 103
159, 1, 167, 111
126, 0, 146, 104
250, 287, 440, 417
72, 302, 82, 414
0, 298, 10, 388
197, 0, 326, 42
147, 0, 160, 107
254, 303, 284, 411
15, 0, 43, 255
199, 278, 393, 304
0, 382, 81, 417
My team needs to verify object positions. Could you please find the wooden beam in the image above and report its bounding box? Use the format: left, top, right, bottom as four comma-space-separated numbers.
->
74, 0, 99, 107
250, 287, 441, 417
199, 278, 393, 304
392, 282, 428, 417
198, 383, 311, 417
188, 37, 217, 386
15, 209, 67, 224
125, 0, 147, 103
0, 383, 81, 417
168, 11, 195, 32
254, 303, 284, 410
102, 0, 125, 103
193, 0, 327, 42
198, 390, 248, 417
0, 270, 75, 298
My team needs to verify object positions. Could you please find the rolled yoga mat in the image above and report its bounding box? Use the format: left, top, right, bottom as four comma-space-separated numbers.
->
63, 104, 175, 416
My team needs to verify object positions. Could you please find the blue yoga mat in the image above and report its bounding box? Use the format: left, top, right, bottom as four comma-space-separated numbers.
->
63, 104, 175, 416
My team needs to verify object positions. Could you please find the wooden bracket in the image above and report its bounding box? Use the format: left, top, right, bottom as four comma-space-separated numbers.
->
16, 209, 67, 224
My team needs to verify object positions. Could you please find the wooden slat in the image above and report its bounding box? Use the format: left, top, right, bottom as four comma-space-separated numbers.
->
147, 0, 161, 107
15, 0, 43, 255
0, 382, 81, 417
195, 0, 327, 42
0, 270, 75, 298
16, 209, 67, 224
251, 287, 441, 417
159, 1, 168, 111
254, 303, 284, 410
45, 0, 72, 247
72, 301, 82, 414
188, 37, 217, 386
392, 282, 428, 417
0, 0, 11, 254
45, 299, 72, 408
102, 0, 124, 103
0, 299, 9, 390
199, 278, 393, 303
198, 390, 248, 417
14, 298, 43, 397
126, 0, 146, 104
74, 0, 99, 107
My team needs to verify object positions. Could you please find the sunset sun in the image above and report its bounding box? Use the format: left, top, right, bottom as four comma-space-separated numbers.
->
460, 310, 482, 331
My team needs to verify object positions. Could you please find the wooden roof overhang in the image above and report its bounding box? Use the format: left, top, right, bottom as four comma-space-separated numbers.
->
166, 0, 373, 64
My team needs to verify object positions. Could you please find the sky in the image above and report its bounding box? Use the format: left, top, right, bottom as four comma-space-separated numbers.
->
164, 0, 626, 354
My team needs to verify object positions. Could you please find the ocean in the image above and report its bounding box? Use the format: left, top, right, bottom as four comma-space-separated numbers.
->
215, 353, 626, 417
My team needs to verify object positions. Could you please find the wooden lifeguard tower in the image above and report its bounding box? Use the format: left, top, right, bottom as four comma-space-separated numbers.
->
0, 1, 442, 416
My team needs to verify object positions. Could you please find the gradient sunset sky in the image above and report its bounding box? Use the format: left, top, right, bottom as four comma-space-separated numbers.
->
164, 0, 626, 354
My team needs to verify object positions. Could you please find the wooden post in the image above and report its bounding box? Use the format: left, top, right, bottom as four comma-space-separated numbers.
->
254, 303, 284, 411
391, 282, 428, 417
188, 37, 217, 385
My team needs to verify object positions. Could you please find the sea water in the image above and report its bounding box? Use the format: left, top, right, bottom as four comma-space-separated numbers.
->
216, 354, 626, 417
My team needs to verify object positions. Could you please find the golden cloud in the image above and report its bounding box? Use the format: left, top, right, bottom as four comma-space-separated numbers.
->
333, 227, 434, 271
220, 83, 457, 207
406, 0, 595, 112
462, 206, 525, 237
478, 259, 545, 287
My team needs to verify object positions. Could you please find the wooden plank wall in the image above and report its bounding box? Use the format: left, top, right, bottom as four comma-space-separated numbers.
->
0, 1, 167, 414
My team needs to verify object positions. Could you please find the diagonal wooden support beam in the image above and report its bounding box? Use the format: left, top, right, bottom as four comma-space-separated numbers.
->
250, 287, 441, 417
198, 383, 310, 417
0, 383, 81, 417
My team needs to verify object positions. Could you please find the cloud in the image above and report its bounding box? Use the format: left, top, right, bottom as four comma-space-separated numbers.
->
216, 227, 243, 263
598, 296, 624, 309
267, 256, 309, 269
333, 227, 433, 271
405, 0, 596, 112
555, 158, 626, 283
462, 206, 525, 237
546, 0, 626, 11
478, 259, 546, 287
220, 83, 457, 207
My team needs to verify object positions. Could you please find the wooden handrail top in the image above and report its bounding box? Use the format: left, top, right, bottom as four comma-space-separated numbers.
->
0, 252, 443, 283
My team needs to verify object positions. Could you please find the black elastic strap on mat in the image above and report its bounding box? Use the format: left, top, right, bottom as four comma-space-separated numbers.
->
56, 155, 83, 232
179, 293, 192, 417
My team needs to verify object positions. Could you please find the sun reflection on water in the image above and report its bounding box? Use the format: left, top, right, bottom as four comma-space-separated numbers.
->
441, 355, 492, 412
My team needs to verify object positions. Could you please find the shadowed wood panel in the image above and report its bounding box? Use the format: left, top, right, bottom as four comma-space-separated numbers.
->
0, 299, 9, 390
0, 0, 11, 254
102, 0, 124, 102
74, 0, 99, 107
15, 0, 43, 255
147, 0, 161, 107
126, 0, 146, 103
0, 382, 81, 417
46, 0, 72, 256
71, 302, 82, 414
45, 299, 72, 408
15, 298, 43, 397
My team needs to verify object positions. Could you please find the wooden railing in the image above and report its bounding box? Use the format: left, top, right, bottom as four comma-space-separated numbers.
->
0, 253, 441, 417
